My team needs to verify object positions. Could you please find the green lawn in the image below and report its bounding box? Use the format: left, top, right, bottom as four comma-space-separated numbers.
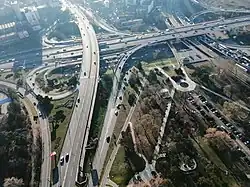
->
110, 146, 134, 187
194, 137, 228, 170
35, 70, 46, 88
142, 58, 177, 71
193, 137, 240, 187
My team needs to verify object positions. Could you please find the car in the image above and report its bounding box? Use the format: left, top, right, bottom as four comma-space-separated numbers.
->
106, 136, 110, 143
71, 52, 74, 55
211, 108, 217, 113
214, 111, 220, 117
114, 110, 118, 116
86, 45, 88, 48
233, 130, 240, 135
236, 133, 243, 139
230, 126, 237, 131
94, 62, 96, 65
65, 153, 69, 163
203, 105, 209, 112
205, 102, 213, 109
200, 110, 206, 116
199, 96, 207, 103
244, 140, 250, 145
93, 52, 96, 54
221, 118, 228, 124
60, 156, 64, 166
196, 106, 202, 111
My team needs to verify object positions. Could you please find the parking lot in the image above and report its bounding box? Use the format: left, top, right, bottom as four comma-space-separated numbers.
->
186, 91, 250, 167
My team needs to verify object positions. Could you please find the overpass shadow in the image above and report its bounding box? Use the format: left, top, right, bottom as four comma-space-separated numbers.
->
52, 166, 59, 185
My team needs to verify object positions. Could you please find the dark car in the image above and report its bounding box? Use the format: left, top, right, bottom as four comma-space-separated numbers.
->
65, 153, 69, 163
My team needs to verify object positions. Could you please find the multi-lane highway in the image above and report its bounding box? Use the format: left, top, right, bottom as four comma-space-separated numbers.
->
91, 43, 148, 187
2, 16, 250, 66
53, 1, 99, 187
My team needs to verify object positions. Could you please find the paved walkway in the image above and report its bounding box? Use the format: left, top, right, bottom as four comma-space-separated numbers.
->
157, 66, 196, 92
152, 89, 175, 167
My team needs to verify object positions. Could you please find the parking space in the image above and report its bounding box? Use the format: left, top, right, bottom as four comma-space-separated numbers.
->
185, 92, 250, 167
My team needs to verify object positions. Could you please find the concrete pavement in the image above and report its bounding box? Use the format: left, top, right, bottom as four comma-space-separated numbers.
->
53, 1, 100, 186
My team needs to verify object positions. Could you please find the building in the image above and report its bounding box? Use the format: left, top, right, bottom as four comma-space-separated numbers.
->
0, 22, 29, 46
124, 0, 137, 6
24, 6, 41, 30
11, 1, 23, 21
0, 22, 18, 45
147, 0, 154, 13
120, 19, 143, 29
48, 0, 61, 7
136, 0, 154, 16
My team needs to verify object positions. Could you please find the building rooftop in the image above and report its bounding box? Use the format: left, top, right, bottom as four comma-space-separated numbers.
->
0, 22, 16, 31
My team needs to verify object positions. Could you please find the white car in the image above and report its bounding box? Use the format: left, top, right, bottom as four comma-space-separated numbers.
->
60, 156, 64, 166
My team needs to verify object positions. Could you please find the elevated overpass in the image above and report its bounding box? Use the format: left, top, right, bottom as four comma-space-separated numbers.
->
53, 1, 100, 187
191, 9, 250, 21
2, 16, 250, 68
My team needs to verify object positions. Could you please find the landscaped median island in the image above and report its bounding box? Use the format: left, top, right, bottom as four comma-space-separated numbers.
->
49, 94, 77, 163
35, 64, 80, 94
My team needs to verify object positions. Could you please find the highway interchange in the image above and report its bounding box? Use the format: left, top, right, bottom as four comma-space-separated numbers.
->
2, 16, 250, 68
1, 2, 250, 187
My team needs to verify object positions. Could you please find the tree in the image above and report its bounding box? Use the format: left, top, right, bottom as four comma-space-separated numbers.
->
53, 110, 66, 124
128, 93, 137, 106
3, 177, 24, 187
36, 95, 53, 115
16, 79, 23, 87
7, 88, 18, 101
147, 70, 158, 83
222, 101, 246, 120
136, 62, 145, 76
67, 76, 78, 87
197, 176, 214, 187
